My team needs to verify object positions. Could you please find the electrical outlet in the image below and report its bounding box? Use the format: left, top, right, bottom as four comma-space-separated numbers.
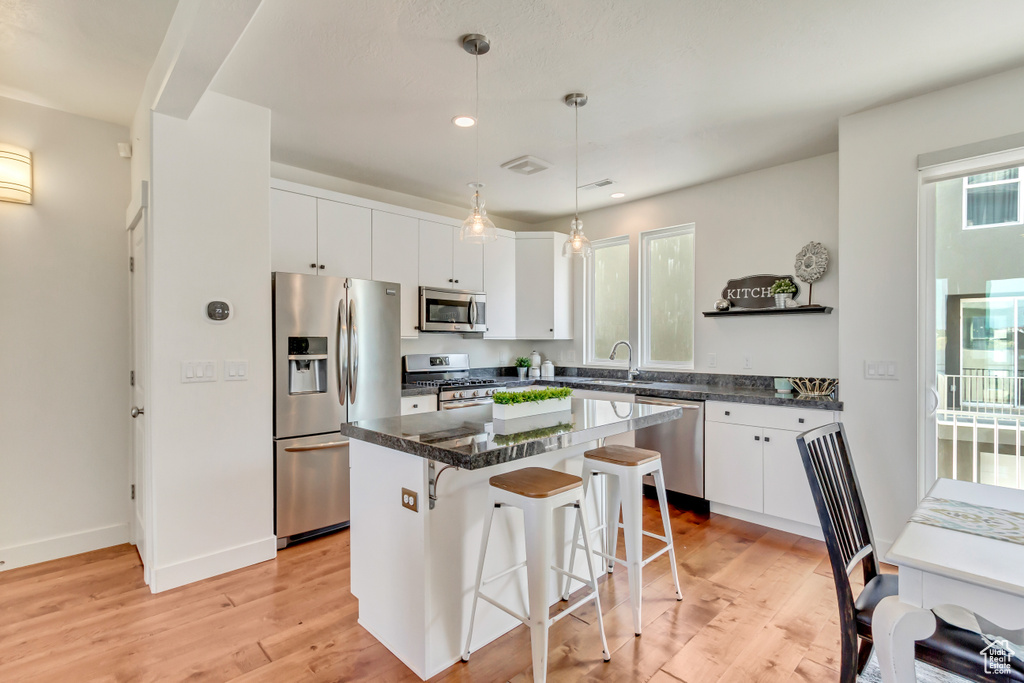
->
401, 488, 418, 512
743, 354, 752, 370
708, 352, 717, 368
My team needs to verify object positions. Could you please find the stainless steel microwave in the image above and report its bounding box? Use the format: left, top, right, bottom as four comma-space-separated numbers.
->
419, 287, 487, 333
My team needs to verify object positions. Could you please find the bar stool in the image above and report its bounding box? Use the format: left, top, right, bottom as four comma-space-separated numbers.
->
462, 466, 610, 682
564, 444, 682, 636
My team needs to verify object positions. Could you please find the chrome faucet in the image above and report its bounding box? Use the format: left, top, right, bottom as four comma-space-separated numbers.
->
609, 340, 640, 380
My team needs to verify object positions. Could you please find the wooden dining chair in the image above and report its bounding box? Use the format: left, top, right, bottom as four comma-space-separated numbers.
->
797, 422, 1024, 683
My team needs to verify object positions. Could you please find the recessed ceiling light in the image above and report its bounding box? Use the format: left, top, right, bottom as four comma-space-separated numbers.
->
610, 192, 625, 199
452, 115, 476, 128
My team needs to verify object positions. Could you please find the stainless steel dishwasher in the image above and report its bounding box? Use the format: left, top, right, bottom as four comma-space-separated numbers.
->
634, 397, 704, 498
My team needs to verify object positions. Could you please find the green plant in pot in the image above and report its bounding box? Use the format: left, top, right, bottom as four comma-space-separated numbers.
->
514, 356, 531, 379
769, 278, 797, 309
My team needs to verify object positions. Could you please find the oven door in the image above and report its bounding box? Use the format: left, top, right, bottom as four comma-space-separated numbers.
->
440, 398, 494, 411
419, 287, 487, 333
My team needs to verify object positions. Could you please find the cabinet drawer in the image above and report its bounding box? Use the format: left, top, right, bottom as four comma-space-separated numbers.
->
401, 395, 437, 415
705, 400, 835, 432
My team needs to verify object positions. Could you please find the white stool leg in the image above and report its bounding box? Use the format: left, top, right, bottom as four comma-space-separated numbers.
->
652, 467, 682, 601
620, 468, 644, 636
523, 502, 553, 683
603, 470, 621, 574
576, 497, 611, 662
561, 462, 595, 600
462, 497, 498, 661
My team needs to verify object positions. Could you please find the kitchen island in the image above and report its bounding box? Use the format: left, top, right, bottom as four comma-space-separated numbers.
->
339, 398, 682, 680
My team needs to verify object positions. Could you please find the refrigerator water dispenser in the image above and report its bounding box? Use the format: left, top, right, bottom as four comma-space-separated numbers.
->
287, 336, 328, 395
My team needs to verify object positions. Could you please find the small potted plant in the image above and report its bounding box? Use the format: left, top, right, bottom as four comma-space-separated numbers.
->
492, 386, 573, 421
514, 356, 531, 380
769, 278, 797, 308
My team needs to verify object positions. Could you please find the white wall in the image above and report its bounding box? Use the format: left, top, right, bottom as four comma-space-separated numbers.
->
147, 91, 275, 591
0, 96, 132, 570
838, 65, 1024, 550
534, 153, 840, 378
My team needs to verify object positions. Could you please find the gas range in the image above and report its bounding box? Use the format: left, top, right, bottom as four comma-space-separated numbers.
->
403, 353, 511, 409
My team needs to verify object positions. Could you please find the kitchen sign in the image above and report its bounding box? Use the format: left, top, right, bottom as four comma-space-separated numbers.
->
721, 274, 799, 309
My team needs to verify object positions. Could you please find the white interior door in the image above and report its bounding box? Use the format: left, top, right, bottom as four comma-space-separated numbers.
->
129, 203, 151, 583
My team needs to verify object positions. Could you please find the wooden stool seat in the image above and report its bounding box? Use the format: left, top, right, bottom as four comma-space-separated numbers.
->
489, 467, 582, 499
584, 445, 661, 467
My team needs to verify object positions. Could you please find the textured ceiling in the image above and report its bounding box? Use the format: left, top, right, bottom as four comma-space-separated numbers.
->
0, 0, 179, 126
212, 0, 1024, 223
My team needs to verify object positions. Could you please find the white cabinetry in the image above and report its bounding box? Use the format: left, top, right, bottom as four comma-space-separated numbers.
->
401, 395, 437, 415
705, 401, 834, 535
371, 211, 420, 338
515, 232, 572, 339
418, 220, 483, 292
483, 233, 516, 339
270, 188, 371, 278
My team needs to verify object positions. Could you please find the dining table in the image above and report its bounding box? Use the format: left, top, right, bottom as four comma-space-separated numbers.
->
873, 477, 1024, 682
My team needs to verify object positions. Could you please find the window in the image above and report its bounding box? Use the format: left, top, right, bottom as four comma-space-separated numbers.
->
641, 224, 695, 369
963, 167, 1021, 229
585, 236, 629, 365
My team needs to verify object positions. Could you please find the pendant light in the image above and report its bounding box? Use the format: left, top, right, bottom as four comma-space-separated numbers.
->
459, 34, 497, 244
563, 93, 593, 258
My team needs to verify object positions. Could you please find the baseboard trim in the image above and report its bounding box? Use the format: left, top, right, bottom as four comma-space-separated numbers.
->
150, 536, 277, 593
710, 502, 824, 541
0, 523, 130, 571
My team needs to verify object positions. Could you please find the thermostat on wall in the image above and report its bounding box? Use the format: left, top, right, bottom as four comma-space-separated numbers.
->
206, 300, 232, 323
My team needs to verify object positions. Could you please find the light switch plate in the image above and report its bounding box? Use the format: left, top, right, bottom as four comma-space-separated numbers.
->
864, 360, 898, 380
708, 352, 717, 368
224, 360, 249, 381
401, 488, 418, 512
181, 361, 216, 383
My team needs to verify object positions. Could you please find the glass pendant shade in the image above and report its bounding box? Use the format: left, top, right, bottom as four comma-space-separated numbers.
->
460, 189, 497, 243
562, 217, 593, 258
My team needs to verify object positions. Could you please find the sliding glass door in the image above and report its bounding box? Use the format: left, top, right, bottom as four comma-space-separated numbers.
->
921, 152, 1024, 490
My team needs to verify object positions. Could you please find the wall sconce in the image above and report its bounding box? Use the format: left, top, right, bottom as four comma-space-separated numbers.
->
0, 144, 32, 204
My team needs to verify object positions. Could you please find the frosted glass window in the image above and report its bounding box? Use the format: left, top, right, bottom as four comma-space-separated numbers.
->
587, 238, 629, 363
642, 225, 694, 368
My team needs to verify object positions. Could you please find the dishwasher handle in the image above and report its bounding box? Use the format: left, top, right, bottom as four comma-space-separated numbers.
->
636, 397, 702, 409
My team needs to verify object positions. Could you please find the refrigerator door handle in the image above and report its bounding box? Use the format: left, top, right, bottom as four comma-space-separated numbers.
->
338, 297, 347, 407
349, 301, 358, 404
469, 296, 477, 326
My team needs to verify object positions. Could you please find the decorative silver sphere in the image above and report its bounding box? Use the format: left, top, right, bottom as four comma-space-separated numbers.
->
714, 299, 731, 311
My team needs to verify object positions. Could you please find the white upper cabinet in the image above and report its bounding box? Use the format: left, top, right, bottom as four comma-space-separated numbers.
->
452, 235, 484, 292
515, 232, 572, 339
418, 220, 484, 292
483, 233, 516, 339
418, 221, 455, 289
270, 189, 318, 275
372, 211, 419, 338
270, 189, 371, 279
317, 199, 371, 279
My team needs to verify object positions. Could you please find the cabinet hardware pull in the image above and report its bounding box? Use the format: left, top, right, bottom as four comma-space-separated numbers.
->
310, 263, 317, 268
764, 437, 770, 442
412, 404, 418, 408
725, 410, 730, 416
319, 264, 325, 269
754, 435, 760, 441
448, 278, 453, 282
798, 418, 805, 424
455, 279, 459, 283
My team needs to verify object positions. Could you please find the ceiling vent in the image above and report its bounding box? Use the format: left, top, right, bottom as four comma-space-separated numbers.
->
579, 178, 614, 190
500, 155, 551, 175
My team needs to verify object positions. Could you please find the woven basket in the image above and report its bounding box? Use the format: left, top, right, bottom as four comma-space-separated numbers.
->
788, 377, 838, 398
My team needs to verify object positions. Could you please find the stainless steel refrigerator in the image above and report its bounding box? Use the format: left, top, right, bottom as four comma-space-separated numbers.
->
272, 272, 401, 548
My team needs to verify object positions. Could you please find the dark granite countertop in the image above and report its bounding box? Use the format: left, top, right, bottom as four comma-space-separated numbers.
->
402, 384, 439, 398
528, 377, 843, 411
339, 398, 683, 469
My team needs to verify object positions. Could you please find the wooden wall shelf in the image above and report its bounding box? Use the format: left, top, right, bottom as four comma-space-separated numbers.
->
703, 306, 832, 317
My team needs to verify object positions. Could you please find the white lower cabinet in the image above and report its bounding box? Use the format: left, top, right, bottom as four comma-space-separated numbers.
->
705, 400, 834, 535
401, 395, 437, 415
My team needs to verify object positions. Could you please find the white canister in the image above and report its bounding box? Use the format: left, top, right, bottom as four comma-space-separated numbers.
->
541, 361, 555, 378
530, 350, 542, 369
528, 366, 540, 378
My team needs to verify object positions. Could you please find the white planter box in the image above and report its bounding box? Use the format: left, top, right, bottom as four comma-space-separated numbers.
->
492, 397, 571, 420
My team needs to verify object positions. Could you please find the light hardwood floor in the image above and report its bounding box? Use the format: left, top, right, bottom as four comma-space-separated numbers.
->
0, 498, 856, 682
